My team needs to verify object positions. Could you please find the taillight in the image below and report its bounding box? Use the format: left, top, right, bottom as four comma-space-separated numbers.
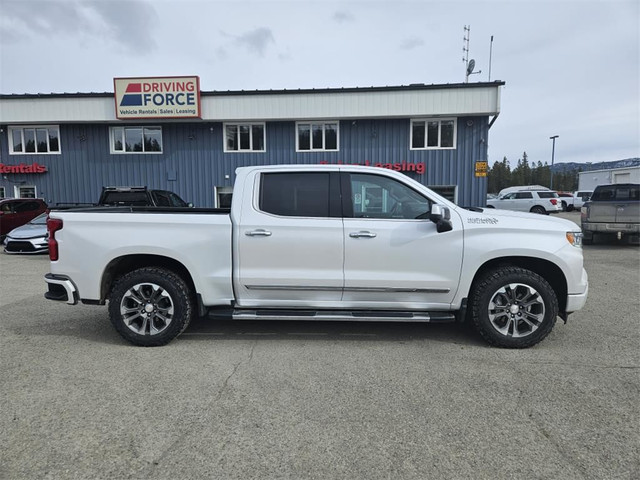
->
550, 199, 558, 205
47, 217, 63, 261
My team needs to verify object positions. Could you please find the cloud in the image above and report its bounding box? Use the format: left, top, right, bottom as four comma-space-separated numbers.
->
399, 37, 424, 50
0, 0, 157, 51
88, 0, 158, 51
233, 27, 275, 57
332, 11, 355, 23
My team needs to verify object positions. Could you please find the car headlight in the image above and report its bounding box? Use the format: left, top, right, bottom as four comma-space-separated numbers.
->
566, 231, 583, 247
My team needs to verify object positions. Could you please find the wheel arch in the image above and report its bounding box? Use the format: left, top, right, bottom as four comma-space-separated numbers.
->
100, 254, 196, 302
470, 256, 568, 314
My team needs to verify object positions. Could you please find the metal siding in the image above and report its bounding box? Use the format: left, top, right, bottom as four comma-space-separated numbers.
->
1, 85, 501, 123
0, 117, 490, 207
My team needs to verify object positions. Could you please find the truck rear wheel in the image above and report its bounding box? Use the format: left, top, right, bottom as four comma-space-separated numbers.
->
470, 267, 558, 348
108, 267, 194, 346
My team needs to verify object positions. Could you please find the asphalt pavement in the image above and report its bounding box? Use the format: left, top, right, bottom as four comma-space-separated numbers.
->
1, 211, 638, 479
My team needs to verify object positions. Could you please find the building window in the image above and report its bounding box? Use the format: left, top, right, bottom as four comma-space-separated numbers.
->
15, 185, 37, 198
214, 186, 233, 208
110, 126, 163, 153
410, 119, 456, 149
9, 126, 60, 154
296, 122, 339, 152
428, 185, 458, 204
224, 123, 265, 152
0, 187, 5, 198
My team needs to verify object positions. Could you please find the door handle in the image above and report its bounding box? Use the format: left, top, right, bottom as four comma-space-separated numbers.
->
245, 229, 272, 237
349, 231, 377, 238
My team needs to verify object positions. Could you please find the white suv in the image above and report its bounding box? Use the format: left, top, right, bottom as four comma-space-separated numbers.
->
486, 190, 561, 214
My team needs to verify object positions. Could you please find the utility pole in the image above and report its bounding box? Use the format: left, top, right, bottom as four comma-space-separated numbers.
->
488, 35, 494, 81
550, 135, 559, 190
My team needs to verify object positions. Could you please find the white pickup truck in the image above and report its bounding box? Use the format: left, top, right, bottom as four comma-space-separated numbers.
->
44, 165, 589, 348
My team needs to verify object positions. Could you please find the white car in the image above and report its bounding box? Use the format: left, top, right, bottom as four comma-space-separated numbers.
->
486, 190, 561, 214
3, 213, 49, 254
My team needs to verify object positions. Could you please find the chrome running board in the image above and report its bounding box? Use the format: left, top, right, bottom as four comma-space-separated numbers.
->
229, 309, 455, 323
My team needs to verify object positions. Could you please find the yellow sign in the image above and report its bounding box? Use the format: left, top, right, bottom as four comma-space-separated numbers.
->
475, 161, 488, 177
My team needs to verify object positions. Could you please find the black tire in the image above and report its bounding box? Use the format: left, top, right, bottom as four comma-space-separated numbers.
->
566, 204, 574, 212
530, 206, 547, 215
470, 267, 558, 348
108, 267, 194, 346
561, 200, 567, 211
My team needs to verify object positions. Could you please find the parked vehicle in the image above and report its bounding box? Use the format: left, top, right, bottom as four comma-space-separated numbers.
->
0, 198, 48, 239
581, 183, 639, 244
98, 187, 192, 207
557, 192, 576, 212
498, 185, 550, 196
44, 165, 588, 349
558, 191, 593, 212
573, 191, 593, 209
3, 213, 48, 254
486, 189, 561, 214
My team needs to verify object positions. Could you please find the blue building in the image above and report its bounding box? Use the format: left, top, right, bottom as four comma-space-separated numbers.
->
0, 79, 504, 207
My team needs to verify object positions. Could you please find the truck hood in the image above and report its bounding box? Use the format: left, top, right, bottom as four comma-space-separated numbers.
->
462, 207, 580, 232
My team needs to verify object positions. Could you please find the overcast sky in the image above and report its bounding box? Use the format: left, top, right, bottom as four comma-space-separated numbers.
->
1, 0, 638, 166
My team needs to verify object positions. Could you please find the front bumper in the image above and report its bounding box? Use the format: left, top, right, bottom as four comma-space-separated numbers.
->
44, 273, 78, 305
565, 267, 589, 313
4, 236, 48, 254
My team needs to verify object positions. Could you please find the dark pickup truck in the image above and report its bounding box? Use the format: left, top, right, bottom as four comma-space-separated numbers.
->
98, 187, 192, 207
581, 183, 639, 244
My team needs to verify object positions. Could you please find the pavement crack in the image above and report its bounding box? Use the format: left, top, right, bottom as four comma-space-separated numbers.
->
215, 339, 257, 402
143, 339, 258, 477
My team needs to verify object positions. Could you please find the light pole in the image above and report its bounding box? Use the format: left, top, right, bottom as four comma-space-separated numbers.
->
549, 135, 559, 190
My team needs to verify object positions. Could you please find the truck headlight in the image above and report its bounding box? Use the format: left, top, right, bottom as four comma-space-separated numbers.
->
566, 231, 583, 247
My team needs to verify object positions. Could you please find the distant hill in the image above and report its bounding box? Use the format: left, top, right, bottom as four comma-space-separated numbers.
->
551, 158, 640, 173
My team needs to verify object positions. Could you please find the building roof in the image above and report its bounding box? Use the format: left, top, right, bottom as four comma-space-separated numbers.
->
0, 81, 504, 123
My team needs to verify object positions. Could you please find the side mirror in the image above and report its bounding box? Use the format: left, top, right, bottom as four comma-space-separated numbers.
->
429, 204, 453, 233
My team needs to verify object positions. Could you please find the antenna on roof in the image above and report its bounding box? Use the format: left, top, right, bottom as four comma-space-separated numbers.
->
462, 25, 481, 83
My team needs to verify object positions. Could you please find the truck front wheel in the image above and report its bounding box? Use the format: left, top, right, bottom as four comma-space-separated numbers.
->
470, 267, 558, 348
108, 267, 194, 346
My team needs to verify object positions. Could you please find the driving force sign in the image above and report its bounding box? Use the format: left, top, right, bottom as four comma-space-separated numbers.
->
114, 76, 201, 119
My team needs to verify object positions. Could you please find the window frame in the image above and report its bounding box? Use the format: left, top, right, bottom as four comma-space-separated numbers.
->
342, 172, 432, 220
409, 118, 457, 150
0, 187, 5, 199
295, 121, 340, 152
223, 122, 266, 153
8, 125, 61, 155
258, 172, 341, 218
14, 185, 37, 198
109, 126, 164, 154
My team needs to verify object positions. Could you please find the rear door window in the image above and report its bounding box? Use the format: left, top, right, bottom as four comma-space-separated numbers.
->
259, 172, 335, 218
537, 192, 557, 199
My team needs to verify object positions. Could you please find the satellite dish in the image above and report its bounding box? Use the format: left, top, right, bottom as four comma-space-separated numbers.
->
466, 59, 476, 76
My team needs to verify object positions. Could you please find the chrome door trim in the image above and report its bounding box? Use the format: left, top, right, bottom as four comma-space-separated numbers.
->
245, 285, 450, 294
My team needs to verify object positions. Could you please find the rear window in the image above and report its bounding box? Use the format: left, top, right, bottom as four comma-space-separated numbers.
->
537, 192, 558, 199
101, 191, 149, 206
591, 185, 640, 202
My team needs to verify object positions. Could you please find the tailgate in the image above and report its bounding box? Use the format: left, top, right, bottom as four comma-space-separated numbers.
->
587, 203, 617, 223
616, 202, 639, 223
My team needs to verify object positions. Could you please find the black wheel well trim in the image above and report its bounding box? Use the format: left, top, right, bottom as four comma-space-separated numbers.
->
100, 254, 197, 302
470, 256, 568, 314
